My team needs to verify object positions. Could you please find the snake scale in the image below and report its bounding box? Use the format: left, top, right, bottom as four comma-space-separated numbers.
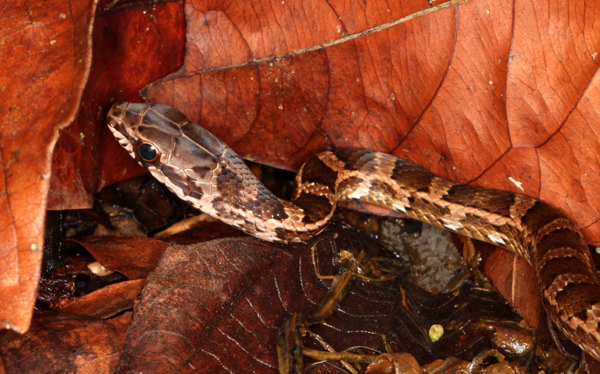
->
107, 102, 600, 361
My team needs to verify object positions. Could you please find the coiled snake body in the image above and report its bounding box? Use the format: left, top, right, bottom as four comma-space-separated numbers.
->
107, 102, 600, 361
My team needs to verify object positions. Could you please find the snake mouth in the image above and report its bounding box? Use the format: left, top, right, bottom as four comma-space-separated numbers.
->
108, 125, 134, 154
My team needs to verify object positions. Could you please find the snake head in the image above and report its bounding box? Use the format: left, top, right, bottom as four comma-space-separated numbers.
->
106, 102, 227, 202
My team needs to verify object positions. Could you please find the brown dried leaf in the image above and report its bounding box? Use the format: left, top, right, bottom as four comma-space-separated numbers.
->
69, 236, 169, 279
0, 0, 97, 333
48, 2, 186, 210
480, 244, 544, 332
141, 0, 600, 247
113, 232, 531, 373
365, 353, 423, 374
4, 0, 600, 348
0, 312, 124, 374
114, 238, 298, 373
58, 279, 146, 318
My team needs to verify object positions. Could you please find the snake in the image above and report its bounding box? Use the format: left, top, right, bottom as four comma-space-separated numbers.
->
107, 102, 600, 361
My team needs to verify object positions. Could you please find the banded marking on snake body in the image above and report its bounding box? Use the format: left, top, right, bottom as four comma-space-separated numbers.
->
537, 247, 595, 271
107, 102, 600, 361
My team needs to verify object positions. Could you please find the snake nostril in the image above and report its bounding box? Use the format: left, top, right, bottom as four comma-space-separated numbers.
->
109, 107, 123, 118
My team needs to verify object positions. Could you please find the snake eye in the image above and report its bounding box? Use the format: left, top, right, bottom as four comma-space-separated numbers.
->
138, 143, 159, 162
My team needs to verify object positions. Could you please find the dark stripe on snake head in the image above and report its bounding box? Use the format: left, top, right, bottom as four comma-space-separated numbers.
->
160, 164, 191, 197
171, 137, 219, 182
137, 126, 176, 155
140, 107, 182, 135
189, 187, 204, 200
185, 166, 213, 180
173, 136, 219, 163
181, 121, 226, 156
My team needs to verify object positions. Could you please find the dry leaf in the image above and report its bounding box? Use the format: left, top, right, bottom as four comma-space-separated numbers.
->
3, 1, 600, 363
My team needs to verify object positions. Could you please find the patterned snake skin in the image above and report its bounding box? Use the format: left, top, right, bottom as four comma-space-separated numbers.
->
107, 102, 600, 361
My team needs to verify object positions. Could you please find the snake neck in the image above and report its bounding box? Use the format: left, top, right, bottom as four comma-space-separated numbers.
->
193, 148, 331, 243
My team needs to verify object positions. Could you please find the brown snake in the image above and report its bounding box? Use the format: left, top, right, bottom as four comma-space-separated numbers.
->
107, 102, 600, 361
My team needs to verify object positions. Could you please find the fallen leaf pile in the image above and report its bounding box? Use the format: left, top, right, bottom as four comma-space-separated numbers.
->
2, 0, 600, 372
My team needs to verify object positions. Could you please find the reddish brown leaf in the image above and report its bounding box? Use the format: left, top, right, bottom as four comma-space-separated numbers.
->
137, 0, 600, 247
115, 238, 296, 373
4, 0, 600, 352
106, 311, 134, 346
481, 244, 544, 331
113, 232, 532, 373
0, 312, 124, 374
69, 236, 169, 279
365, 353, 423, 374
143, 0, 458, 170
157, 219, 247, 245
58, 279, 147, 318
48, 1, 186, 210
96, 175, 195, 233
0, 0, 97, 333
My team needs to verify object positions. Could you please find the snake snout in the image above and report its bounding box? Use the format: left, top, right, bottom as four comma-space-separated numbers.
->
106, 102, 138, 154
107, 102, 129, 126
106, 115, 119, 130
